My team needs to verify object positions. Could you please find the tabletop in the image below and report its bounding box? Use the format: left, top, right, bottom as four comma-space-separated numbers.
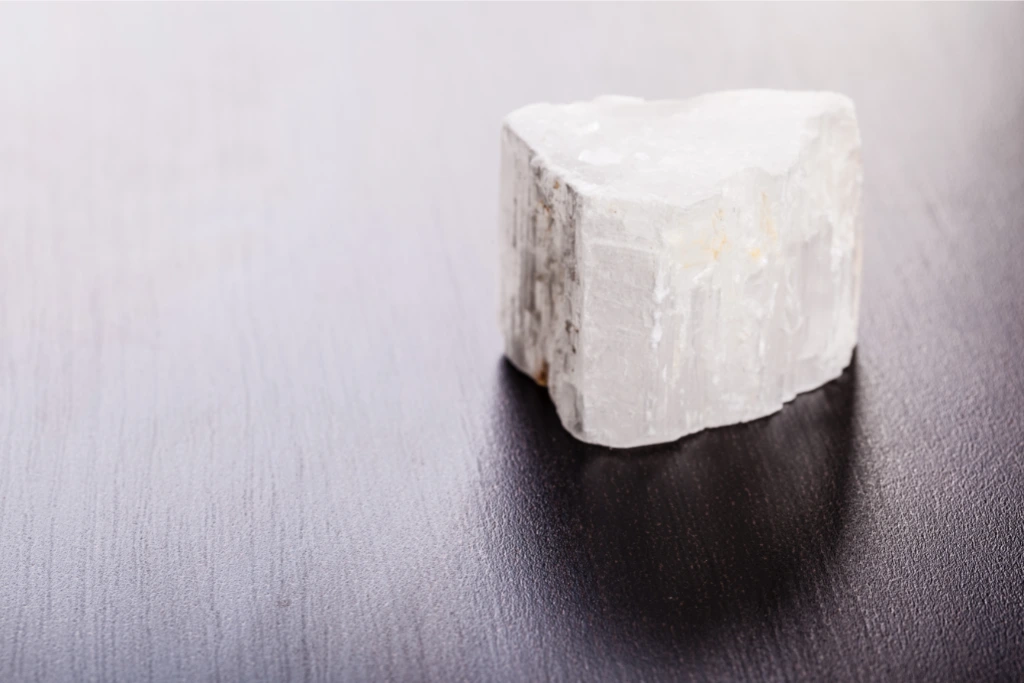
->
1, 4, 1022, 682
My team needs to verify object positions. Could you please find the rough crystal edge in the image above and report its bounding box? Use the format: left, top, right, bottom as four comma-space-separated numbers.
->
558, 347, 856, 449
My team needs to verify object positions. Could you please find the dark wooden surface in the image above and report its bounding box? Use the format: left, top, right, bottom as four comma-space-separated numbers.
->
1, 4, 1023, 682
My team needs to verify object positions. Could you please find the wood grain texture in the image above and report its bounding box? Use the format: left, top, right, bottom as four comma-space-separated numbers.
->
1, 4, 1023, 682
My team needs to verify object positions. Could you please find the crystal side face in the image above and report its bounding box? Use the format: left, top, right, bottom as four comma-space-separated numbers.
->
499, 91, 863, 448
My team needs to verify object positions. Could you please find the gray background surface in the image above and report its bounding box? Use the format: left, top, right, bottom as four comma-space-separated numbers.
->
1, 4, 1023, 682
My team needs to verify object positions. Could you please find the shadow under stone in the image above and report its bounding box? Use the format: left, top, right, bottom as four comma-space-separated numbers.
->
485, 357, 861, 658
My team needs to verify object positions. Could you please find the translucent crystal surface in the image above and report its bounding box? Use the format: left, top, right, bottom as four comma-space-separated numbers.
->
500, 91, 863, 448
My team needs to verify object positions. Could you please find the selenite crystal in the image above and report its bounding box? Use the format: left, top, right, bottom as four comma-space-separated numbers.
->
499, 91, 863, 448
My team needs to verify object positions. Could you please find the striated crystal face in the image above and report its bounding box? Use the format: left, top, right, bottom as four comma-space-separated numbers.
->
500, 91, 863, 448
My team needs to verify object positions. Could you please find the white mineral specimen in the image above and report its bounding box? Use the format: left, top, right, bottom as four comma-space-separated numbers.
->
499, 91, 863, 448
